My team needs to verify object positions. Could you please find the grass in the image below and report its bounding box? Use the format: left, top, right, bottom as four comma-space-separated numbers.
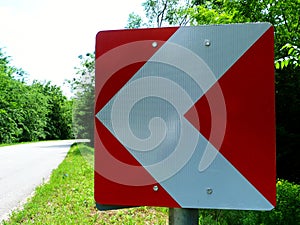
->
3, 143, 298, 225
1, 144, 168, 225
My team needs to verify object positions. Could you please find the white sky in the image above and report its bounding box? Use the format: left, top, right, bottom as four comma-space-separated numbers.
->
0, 0, 145, 96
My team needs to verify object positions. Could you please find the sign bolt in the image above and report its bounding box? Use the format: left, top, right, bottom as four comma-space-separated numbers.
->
204, 39, 211, 47
206, 188, 213, 195
153, 185, 159, 192
152, 41, 158, 48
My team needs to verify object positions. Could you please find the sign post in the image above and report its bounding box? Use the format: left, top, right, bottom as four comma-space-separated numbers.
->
95, 23, 276, 212
169, 208, 199, 225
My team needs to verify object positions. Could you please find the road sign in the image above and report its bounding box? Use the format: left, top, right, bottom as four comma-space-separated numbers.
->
94, 23, 276, 210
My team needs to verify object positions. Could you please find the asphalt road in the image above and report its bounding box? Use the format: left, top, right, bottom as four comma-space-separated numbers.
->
0, 140, 85, 222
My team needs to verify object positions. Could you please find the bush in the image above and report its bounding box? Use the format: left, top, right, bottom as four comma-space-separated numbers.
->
200, 179, 300, 225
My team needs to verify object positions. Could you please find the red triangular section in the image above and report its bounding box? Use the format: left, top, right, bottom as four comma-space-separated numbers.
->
186, 27, 276, 206
185, 96, 211, 140
94, 120, 180, 207
95, 27, 179, 113
95, 27, 181, 208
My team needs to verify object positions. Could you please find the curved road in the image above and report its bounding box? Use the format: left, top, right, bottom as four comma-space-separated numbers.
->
0, 140, 86, 222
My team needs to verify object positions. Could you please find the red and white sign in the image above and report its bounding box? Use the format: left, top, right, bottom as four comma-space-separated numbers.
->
94, 23, 276, 210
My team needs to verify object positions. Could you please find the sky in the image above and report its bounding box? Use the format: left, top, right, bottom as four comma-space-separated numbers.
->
0, 0, 145, 96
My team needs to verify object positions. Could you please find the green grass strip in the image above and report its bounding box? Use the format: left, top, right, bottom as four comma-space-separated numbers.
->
4, 144, 298, 225
2, 144, 168, 225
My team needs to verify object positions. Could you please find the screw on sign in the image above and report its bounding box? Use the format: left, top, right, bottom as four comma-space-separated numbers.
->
94, 23, 276, 210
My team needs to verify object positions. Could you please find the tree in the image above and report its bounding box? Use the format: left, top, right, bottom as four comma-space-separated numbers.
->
128, 0, 191, 27
0, 74, 48, 143
0, 48, 15, 77
37, 82, 74, 140
223, 0, 300, 58
126, 0, 235, 28
19, 83, 49, 141
69, 53, 95, 146
275, 44, 300, 69
0, 73, 23, 143
0, 48, 73, 144
126, 12, 143, 29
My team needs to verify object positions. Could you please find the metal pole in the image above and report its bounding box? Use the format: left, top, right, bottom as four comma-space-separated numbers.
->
169, 208, 199, 225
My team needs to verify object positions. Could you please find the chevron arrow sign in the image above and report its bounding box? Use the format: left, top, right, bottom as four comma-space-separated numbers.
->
94, 23, 276, 210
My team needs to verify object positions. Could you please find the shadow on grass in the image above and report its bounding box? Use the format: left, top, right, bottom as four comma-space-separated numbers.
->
68, 143, 94, 168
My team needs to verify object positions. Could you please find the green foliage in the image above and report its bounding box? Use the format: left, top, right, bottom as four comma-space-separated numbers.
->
275, 44, 300, 69
271, 180, 300, 224
40, 82, 74, 140
0, 49, 73, 144
223, 0, 300, 57
127, 0, 192, 27
274, 44, 300, 174
184, 4, 234, 25
128, 0, 237, 28
70, 53, 95, 146
135, 0, 300, 53
199, 180, 300, 225
142, 0, 176, 27
0, 48, 29, 82
275, 65, 300, 182
137, 0, 300, 60
126, 12, 143, 29
0, 48, 15, 77
0, 73, 23, 143
18, 83, 49, 142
